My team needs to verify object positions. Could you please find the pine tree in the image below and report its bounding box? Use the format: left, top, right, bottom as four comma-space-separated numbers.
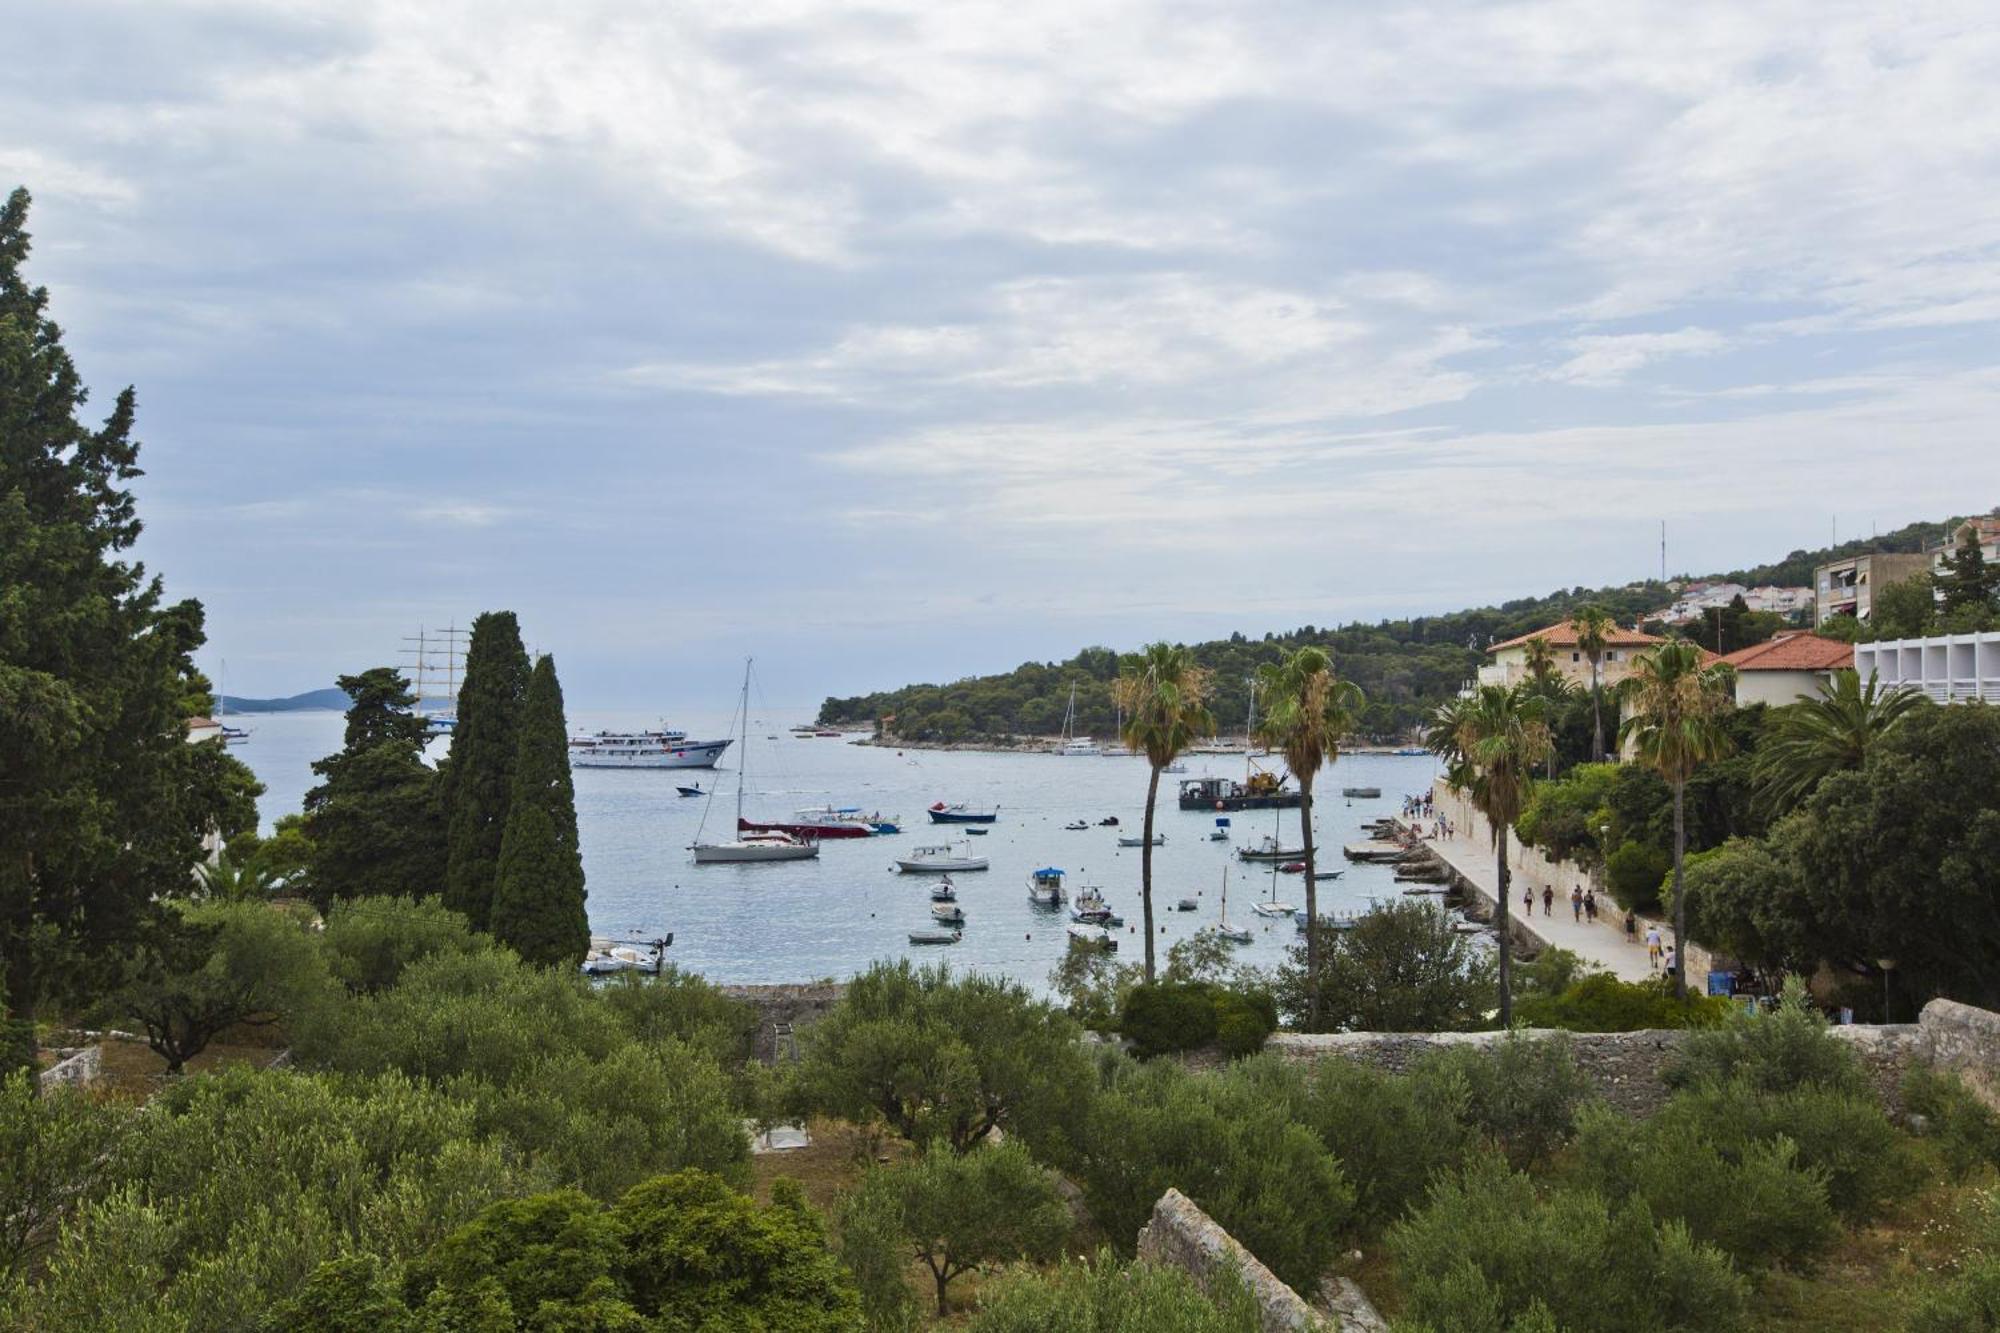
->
440, 611, 531, 930
303, 668, 444, 906
489, 655, 588, 968
0, 187, 261, 1015
1939, 528, 1999, 617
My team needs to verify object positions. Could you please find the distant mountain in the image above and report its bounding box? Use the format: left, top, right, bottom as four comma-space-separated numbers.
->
219, 686, 352, 714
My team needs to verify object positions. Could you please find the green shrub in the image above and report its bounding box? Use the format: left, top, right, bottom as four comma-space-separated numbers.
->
1071, 1055, 1351, 1292
1606, 842, 1672, 912
1417, 1034, 1595, 1167
1905, 1067, 2000, 1181
1652, 1078, 1903, 1220
1389, 1154, 1747, 1332
1569, 1101, 1836, 1270
1667, 977, 1865, 1096
1514, 971, 1730, 1033
1212, 988, 1278, 1057
1121, 982, 1219, 1058
0, 1018, 33, 1084
0, 1072, 129, 1285
968, 1251, 1265, 1332
319, 895, 485, 994
1290, 1058, 1476, 1232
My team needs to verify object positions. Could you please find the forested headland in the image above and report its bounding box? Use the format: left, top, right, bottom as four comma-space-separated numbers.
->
818, 515, 1953, 744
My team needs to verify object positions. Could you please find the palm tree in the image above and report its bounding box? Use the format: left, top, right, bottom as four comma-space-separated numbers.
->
1522, 635, 1557, 687
1753, 668, 1926, 816
1572, 606, 1614, 763
1113, 643, 1215, 982
1254, 647, 1364, 1023
1426, 684, 1551, 1026
1619, 640, 1736, 999
1519, 635, 1572, 779
192, 849, 276, 903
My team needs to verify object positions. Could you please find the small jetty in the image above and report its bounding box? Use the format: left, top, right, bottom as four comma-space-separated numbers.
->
1342, 840, 1409, 863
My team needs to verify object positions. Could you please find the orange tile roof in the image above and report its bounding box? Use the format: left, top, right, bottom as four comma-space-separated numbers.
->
1488, 619, 1667, 655
1718, 633, 1854, 672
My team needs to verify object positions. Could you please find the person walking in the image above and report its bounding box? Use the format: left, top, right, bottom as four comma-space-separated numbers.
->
1541, 885, 1554, 918
1645, 924, 1663, 969
1663, 945, 1678, 979
1584, 889, 1597, 923
1522, 885, 1533, 918
1624, 909, 1638, 943
1570, 885, 1583, 922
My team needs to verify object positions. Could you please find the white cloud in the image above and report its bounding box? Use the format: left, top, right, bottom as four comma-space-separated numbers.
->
1548, 327, 1730, 386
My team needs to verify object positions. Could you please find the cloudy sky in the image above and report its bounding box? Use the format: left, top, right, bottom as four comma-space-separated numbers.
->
9, 1, 2000, 707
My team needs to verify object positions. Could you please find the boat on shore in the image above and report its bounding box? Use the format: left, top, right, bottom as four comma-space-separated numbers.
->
927, 802, 998, 824
571, 728, 732, 769
896, 843, 988, 873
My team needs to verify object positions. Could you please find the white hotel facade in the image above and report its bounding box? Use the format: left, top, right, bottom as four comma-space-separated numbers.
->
1855, 631, 2000, 704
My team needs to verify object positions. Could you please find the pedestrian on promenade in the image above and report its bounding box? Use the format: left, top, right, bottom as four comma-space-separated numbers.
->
1584, 889, 1597, 922
1663, 945, 1678, 978
1570, 885, 1583, 922
1523, 885, 1533, 918
1645, 925, 1662, 969
1541, 886, 1554, 917
1624, 909, 1638, 943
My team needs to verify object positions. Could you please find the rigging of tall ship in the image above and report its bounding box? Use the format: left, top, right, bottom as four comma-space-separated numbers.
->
567, 727, 733, 769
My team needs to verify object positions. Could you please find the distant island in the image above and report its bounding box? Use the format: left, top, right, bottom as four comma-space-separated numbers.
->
219, 686, 352, 713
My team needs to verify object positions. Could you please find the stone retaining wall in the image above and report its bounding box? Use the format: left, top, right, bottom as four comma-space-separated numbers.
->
717, 983, 847, 1064
1920, 1000, 2000, 1110
1268, 1021, 1926, 1118
1136, 1188, 1327, 1331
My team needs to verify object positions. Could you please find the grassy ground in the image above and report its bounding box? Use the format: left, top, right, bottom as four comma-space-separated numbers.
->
93, 1035, 288, 1100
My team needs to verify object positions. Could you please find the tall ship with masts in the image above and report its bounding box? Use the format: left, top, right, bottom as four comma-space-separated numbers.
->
402, 624, 467, 735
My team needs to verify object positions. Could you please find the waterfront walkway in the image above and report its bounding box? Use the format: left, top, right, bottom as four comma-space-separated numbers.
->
1399, 800, 1656, 983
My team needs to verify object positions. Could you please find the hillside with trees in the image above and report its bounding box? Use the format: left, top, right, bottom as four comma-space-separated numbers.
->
819, 515, 1983, 743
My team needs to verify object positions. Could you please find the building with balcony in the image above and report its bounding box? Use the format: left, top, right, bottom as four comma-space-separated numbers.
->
1854, 631, 2000, 704
1813, 552, 1929, 626
1475, 619, 1670, 692
1927, 515, 2000, 582
1718, 632, 1853, 708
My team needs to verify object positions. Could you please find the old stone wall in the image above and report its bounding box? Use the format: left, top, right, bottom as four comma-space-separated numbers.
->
1919, 999, 2000, 1110
717, 983, 847, 1064
37, 1044, 101, 1092
1136, 1188, 1327, 1332
1268, 1022, 1925, 1118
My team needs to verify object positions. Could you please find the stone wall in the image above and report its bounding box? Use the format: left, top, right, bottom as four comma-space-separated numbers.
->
717, 983, 847, 1064
37, 1044, 101, 1092
1919, 999, 2000, 1110
1268, 1022, 1926, 1118
1136, 1188, 1328, 1332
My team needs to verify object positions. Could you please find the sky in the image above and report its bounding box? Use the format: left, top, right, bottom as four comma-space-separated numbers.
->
7, 0, 2000, 709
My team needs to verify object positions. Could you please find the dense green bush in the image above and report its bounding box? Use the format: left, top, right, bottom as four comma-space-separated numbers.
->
319, 895, 487, 994
0, 1073, 127, 1286
1905, 1068, 2000, 1181
1272, 897, 1494, 1033
0, 1018, 32, 1084
1570, 1101, 1836, 1270
1656, 1078, 1904, 1221
1212, 988, 1278, 1056
1121, 982, 1219, 1057
1389, 1154, 1747, 1332
1416, 1034, 1596, 1168
1514, 971, 1730, 1032
1071, 1055, 1352, 1292
1667, 978, 1865, 1097
1284, 1057, 1476, 1232
1514, 762, 1620, 862
1605, 841, 1672, 912
968, 1252, 1265, 1332
791, 961, 1092, 1159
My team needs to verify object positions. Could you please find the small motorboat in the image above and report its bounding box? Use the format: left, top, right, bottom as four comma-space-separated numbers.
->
928, 802, 998, 824
1070, 886, 1122, 927
1066, 923, 1117, 951
1313, 870, 1346, 882
1064, 820, 1090, 831
930, 878, 957, 902
1210, 817, 1231, 841
896, 843, 989, 873
908, 928, 962, 945
1251, 900, 1295, 919
1117, 833, 1165, 848
965, 827, 988, 836
676, 785, 703, 798
1098, 816, 1120, 827
932, 902, 966, 926
1175, 897, 1198, 912
1029, 867, 1067, 907
1237, 835, 1305, 863
1278, 861, 1305, 874
1342, 786, 1382, 799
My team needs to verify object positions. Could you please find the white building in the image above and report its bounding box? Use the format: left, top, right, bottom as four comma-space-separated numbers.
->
1718, 632, 1853, 708
1854, 631, 2000, 704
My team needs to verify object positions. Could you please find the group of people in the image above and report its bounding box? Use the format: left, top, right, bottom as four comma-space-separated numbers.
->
1521, 882, 1600, 923
1405, 792, 1452, 840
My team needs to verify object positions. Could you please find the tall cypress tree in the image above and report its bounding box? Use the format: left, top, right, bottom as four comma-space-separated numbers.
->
0, 187, 260, 1015
489, 655, 588, 968
441, 611, 531, 930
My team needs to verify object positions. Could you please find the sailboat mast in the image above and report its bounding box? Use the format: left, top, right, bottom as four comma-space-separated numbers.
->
736, 658, 751, 826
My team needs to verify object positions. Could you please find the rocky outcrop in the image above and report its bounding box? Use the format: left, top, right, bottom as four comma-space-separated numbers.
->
1918, 999, 2000, 1110
1136, 1188, 1330, 1331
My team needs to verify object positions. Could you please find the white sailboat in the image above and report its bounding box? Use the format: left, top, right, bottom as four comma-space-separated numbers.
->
1054, 684, 1101, 756
692, 660, 819, 865
1211, 863, 1252, 943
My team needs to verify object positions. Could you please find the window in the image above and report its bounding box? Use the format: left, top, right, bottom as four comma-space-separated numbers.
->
1571, 652, 1580, 662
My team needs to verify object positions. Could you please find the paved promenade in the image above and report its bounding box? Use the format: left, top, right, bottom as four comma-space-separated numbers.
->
1399, 805, 1657, 983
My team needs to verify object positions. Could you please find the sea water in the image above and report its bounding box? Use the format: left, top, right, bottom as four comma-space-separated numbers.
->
233, 710, 1447, 988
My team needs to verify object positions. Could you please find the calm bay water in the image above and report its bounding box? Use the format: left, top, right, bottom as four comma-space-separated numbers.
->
234, 709, 1448, 988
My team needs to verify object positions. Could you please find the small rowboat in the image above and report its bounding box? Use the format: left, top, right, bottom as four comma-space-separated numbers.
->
908, 928, 962, 945
676, 785, 703, 798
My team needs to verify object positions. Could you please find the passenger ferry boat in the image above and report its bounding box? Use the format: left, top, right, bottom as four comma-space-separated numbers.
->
568, 728, 732, 769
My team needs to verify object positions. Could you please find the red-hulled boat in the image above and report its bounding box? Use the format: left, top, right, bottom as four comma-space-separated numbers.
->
738, 816, 873, 840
